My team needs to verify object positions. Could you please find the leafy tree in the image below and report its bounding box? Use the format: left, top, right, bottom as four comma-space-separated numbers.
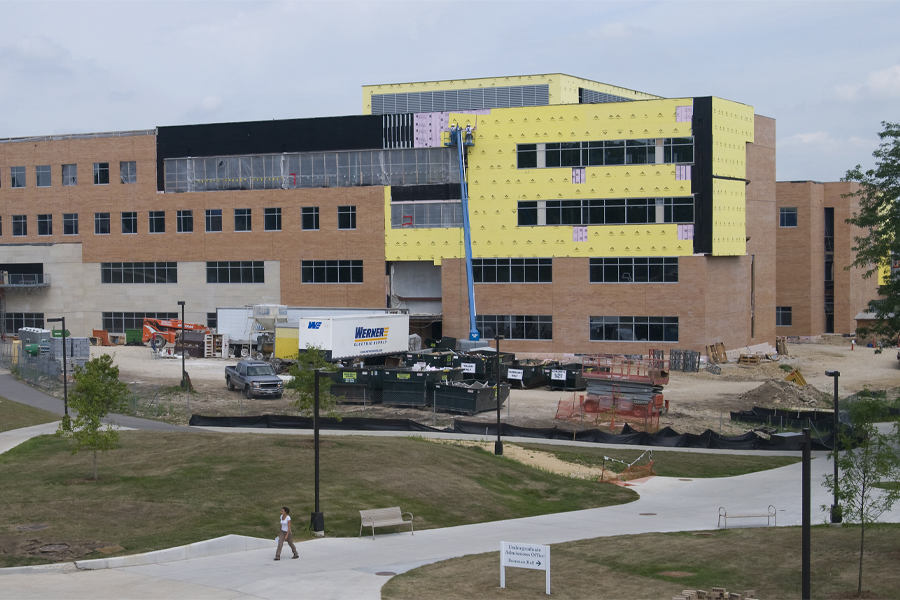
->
844, 121, 900, 342
285, 345, 339, 417
56, 354, 129, 480
821, 397, 900, 597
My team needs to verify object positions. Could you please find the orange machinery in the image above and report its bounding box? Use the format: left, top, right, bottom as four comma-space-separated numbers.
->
142, 318, 210, 348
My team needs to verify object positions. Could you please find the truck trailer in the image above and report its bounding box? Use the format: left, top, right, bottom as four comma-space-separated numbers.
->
298, 313, 410, 360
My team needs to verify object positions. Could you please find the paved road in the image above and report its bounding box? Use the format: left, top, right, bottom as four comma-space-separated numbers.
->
0, 371, 191, 432
2, 376, 899, 599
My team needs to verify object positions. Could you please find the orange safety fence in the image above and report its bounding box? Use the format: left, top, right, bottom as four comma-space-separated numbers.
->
555, 393, 662, 432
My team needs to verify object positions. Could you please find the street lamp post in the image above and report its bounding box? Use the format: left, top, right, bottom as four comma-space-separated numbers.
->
825, 370, 842, 523
177, 301, 186, 388
310, 369, 324, 536
46, 317, 67, 417
494, 334, 503, 456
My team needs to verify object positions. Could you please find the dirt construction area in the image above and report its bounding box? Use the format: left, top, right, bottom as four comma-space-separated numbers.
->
93, 338, 900, 435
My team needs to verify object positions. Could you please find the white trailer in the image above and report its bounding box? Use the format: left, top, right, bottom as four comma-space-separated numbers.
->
216, 306, 406, 347
298, 313, 410, 360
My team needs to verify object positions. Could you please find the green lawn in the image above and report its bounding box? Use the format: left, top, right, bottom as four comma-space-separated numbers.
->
383, 524, 900, 600
516, 443, 801, 478
0, 431, 636, 567
0, 397, 59, 433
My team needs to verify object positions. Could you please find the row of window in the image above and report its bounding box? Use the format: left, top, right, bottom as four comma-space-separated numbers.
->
2, 162, 136, 188
474, 315, 681, 342
99, 261, 363, 285
517, 138, 694, 169
0, 206, 352, 237
165, 148, 460, 193
4, 311, 686, 341
96, 258, 680, 286
518, 198, 694, 227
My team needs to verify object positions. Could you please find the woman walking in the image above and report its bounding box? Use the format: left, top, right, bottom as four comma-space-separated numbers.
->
275, 506, 299, 560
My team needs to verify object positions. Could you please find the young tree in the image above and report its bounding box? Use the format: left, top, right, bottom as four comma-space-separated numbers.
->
285, 345, 340, 417
56, 353, 129, 480
821, 398, 900, 597
844, 121, 900, 341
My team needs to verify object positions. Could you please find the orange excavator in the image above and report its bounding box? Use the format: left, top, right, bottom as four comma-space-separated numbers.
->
142, 318, 210, 348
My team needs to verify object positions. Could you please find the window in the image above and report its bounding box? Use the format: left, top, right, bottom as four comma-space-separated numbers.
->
390, 201, 463, 229
517, 144, 538, 169
95, 212, 110, 235
63, 213, 79, 235
120, 161, 136, 184
207, 312, 218, 329
0, 216, 3, 236
234, 208, 251, 232
476, 315, 552, 341
264, 207, 281, 231
36, 165, 51, 187
10, 167, 25, 188
517, 138, 694, 169
473, 258, 552, 283
206, 261, 265, 283
149, 211, 165, 234
37, 214, 52, 236
589, 316, 679, 342
5, 312, 45, 334
93, 162, 110, 185
780, 207, 798, 227
301, 260, 363, 283
338, 205, 356, 230
102, 311, 177, 334
121, 212, 137, 234
776, 307, 793, 327
664, 138, 694, 164
302, 206, 319, 230
177, 210, 193, 233
101, 262, 177, 284
518, 198, 693, 227
12, 215, 27, 236
590, 257, 679, 283
206, 209, 222, 232
62, 164, 77, 186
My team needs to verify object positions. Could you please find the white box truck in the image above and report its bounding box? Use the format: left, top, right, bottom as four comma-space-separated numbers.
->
298, 313, 410, 360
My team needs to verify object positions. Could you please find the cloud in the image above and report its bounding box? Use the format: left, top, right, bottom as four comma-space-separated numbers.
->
779, 131, 877, 153
834, 64, 900, 101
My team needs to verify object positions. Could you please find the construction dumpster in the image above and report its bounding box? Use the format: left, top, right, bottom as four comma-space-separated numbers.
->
453, 351, 515, 380
381, 369, 463, 407
433, 380, 510, 414
125, 329, 143, 345
543, 363, 586, 391
329, 368, 383, 404
508, 359, 556, 388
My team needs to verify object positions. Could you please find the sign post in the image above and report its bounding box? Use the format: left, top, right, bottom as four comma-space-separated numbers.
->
501, 542, 550, 595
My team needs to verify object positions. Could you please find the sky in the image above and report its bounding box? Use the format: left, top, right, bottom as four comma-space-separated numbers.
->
0, 0, 897, 182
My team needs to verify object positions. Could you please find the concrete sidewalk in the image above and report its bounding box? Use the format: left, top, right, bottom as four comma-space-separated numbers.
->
4, 452, 898, 600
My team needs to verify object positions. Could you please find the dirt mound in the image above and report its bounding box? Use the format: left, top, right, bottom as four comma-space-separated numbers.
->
738, 379, 828, 408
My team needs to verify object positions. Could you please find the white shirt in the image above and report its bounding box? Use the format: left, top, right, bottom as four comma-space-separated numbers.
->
280, 515, 291, 532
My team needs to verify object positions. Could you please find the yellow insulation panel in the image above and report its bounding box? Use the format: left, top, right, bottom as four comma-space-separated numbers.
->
712, 178, 747, 256
385, 98, 700, 262
711, 97, 754, 180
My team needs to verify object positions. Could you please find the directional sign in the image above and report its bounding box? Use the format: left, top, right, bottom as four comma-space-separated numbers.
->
501, 541, 550, 595
551, 369, 567, 381
507, 368, 524, 381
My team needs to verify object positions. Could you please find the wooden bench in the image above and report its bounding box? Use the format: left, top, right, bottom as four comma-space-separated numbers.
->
359, 507, 414, 540
718, 505, 776, 528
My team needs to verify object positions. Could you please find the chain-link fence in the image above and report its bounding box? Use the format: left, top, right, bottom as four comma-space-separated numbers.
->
0, 342, 66, 396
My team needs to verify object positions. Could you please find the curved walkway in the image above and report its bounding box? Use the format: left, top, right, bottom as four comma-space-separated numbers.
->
1, 377, 899, 599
